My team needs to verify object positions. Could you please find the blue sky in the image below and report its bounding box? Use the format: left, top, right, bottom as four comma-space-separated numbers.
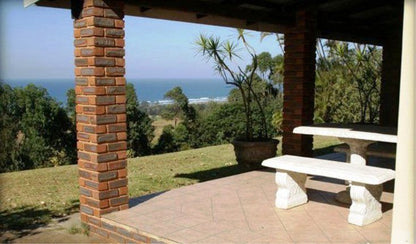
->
0, 0, 282, 81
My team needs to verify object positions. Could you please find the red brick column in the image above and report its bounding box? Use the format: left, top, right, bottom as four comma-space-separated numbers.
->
282, 10, 317, 156
74, 0, 128, 225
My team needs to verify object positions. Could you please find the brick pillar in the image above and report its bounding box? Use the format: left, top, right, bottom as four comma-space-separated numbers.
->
380, 32, 402, 127
282, 10, 317, 156
74, 0, 128, 225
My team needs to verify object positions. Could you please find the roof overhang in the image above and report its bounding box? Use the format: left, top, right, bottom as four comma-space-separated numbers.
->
25, 0, 404, 45
23, 0, 39, 8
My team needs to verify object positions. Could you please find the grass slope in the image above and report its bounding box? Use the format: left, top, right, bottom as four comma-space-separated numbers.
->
0, 144, 241, 233
128, 144, 245, 197
0, 136, 340, 233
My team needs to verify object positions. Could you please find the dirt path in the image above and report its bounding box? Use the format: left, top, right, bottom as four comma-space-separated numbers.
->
1, 213, 110, 243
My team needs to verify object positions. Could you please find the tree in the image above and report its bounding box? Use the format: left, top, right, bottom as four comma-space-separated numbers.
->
0, 82, 20, 172
333, 42, 381, 123
64, 88, 78, 165
199, 103, 246, 145
259, 32, 285, 90
196, 30, 278, 140
162, 86, 197, 126
18, 84, 76, 168
158, 86, 201, 150
126, 83, 154, 157
260, 32, 381, 124
256, 52, 284, 88
0, 83, 76, 171
314, 40, 382, 123
66, 88, 76, 123
153, 125, 179, 153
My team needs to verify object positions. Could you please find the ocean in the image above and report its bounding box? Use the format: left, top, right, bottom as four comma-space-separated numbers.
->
3, 78, 233, 105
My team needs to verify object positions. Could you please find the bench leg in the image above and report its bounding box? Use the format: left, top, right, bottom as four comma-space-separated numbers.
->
348, 183, 383, 226
275, 171, 307, 209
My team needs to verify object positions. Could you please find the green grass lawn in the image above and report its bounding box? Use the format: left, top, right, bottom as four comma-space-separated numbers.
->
0, 136, 340, 232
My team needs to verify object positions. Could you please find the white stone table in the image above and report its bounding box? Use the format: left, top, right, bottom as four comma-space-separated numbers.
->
294, 123, 397, 203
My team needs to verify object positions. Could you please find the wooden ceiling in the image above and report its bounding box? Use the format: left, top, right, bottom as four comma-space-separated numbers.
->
33, 0, 404, 45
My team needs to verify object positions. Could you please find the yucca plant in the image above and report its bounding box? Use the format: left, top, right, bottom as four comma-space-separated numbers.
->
196, 30, 271, 141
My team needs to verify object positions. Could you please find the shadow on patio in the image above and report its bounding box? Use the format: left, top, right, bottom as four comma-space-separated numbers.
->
174, 165, 252, 182
101, 153, 394, 243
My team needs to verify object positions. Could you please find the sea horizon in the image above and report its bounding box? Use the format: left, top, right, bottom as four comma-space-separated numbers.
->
2, 78, 233, 105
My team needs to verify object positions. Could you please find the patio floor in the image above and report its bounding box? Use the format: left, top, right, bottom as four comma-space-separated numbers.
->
101, 153, 394, 243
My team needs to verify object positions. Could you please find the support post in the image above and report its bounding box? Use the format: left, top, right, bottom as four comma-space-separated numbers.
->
391, 0, 416, 242
380, 27, 402, 127
74, 0, 128, 226
282, 10, 317, 156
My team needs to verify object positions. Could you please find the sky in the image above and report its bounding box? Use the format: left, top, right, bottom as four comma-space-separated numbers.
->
0, 0, 282, 81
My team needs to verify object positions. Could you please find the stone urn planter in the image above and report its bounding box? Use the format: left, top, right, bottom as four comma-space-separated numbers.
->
232, 139, 279, 169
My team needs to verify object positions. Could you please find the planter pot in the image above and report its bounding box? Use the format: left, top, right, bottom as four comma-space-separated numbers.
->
232, 139, 279, 169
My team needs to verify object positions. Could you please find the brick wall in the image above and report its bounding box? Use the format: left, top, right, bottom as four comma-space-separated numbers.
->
282, 10, 317, 156
74, 0, 128, 227
85, 217, 168, 243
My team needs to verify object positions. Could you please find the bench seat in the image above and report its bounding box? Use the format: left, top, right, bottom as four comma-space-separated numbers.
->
262, 155, 395, 185
262, 155, 395, 226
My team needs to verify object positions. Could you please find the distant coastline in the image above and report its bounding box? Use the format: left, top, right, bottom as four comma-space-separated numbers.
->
3, 78, 232, 105
157, 96, 228, 105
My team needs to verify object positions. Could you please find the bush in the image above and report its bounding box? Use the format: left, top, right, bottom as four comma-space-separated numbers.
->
199, 103, 246, 145
153, 125, 179, 154
0, 83, 75, 172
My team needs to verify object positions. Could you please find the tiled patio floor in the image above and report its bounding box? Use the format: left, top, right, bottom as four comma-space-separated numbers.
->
103, 153, 394, 243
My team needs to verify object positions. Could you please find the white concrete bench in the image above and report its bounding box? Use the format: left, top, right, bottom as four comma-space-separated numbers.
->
262, 155, 395, 226
334, 142, 396, 159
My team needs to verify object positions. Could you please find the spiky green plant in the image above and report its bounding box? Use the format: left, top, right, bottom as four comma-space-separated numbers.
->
196, 30, 274, 140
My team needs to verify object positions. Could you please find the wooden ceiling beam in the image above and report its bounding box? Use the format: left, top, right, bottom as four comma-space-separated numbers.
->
317, 1, 403, 28
35, 0, 71, 9
33, 0, 403, 45
124, 0, 294, 26
123, 6, 285, 33
349, 5, 394, 19
317, 30, 384, 45
282, 0, 339, 12
318, 0, 360, 11
140, 7, 151, 13
226, 0, 281, 11
317, 20, 392, 45
319, 0, 401, 18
